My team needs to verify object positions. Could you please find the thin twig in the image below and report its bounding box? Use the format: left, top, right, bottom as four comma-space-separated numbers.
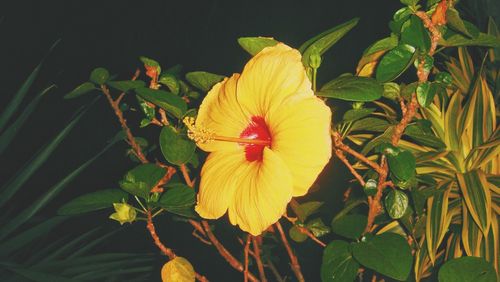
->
332, 131, 384, 174
244, 235, 251, 282
201, 221, 259, 282
101, 85, 148, 164
275, 221, 305, 282
146, 210, 209, 282
252, 236, 268, 282
335, 149, 366, 186
180, 164, 195, 187
266, 258, 285, 282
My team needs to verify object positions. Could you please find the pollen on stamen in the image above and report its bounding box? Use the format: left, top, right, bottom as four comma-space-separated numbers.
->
183, 117, 215, 144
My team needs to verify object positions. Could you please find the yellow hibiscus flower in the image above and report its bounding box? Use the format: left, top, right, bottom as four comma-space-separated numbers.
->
185, 43, 332, 235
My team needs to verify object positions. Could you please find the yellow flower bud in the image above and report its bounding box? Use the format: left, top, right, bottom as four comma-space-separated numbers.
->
109, 202, 137, 225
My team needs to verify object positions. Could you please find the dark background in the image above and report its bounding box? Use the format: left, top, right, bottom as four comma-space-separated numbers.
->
0, 0, 406, 281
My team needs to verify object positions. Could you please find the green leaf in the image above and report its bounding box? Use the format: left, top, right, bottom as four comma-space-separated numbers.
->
89, 67, 109, 85
0, 85, 55, 155
384, 190, 409, 219
317, 76, 383, 101
289, 226, 308, 243
185, 71, 224, 92
401, 15, 431, 51
321, 240, 359, 282
400, 0, 419, 5
384, 146, 416, 181
440, 32, 500, 48
119, 164, 166, 199
64, 82, 96, 99
140, 56, 161, 73
416, 81, 434, 107
157, 185, 196, 217
300, 18, 359, 67
294, 201, 324, 222
350, 117, 390, 132
376, 44, 416, 82
107, 80, 145, 93
352, 233, 413, 281
159, 74, 180, 95
342, 108, 376, 122
361, 35, 399, 57
159, 126, 196, 165
382, 82, 400, 100
237, 37, 279, 55
58, 189, 129, 215
306, 218, 330, 237
0, 108, 87, 208
135, 87, 187, 118
389, 8, 412, 34
161, 257, 195, 282
404, 122, 446, 148
446, 8, 473, 38
457, 170, 492, 235
363, 179, 378, 196
331, 214, 367, 239
438, 256, 496, 282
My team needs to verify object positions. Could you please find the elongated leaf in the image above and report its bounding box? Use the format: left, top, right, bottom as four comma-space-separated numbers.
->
2, 263, 74, 282
300, 18, 359, 67
0, 108, 86, 208
457, 170, 492, 235
0, 217, 66, 257
237, 37, 279, 55
352, 232, 413, 281
135, 88, 187, 118
440, 32, 500, 47
317, 76, 383, 101
0, 41, 58, 133
321, 240, 359, 282
0, 85, 55, 155
425, 186, 451, 264
58, 189, 129, 215
63, 82, 96, 99
0, 141, 114, 240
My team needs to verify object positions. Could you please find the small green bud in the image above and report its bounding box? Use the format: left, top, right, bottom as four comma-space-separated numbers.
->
309, 50, 322, 69
109, 202, 137, 225
364, 179, 378, 196
352, 102, 364, 110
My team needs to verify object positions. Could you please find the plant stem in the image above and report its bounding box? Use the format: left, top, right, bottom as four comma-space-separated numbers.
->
275, 221, 305, 282
252, 236, 268, 282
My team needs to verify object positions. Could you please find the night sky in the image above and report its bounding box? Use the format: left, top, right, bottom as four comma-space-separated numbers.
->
0, 1, 401, 280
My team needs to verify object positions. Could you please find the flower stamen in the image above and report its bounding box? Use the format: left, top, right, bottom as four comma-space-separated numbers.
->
183, 117, 271, 146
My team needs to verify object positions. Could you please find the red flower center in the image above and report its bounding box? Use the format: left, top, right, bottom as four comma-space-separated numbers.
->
240, 116, 272, 162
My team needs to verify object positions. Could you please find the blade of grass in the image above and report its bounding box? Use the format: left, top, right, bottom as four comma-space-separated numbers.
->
0, 40, 59, 133
0, 85, 56, 155
0, 217, 66, 258
0, 108, 86, 208
0, 140, 115, 241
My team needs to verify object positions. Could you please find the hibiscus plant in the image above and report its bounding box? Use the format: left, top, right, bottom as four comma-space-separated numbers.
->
62, 0, 499, 281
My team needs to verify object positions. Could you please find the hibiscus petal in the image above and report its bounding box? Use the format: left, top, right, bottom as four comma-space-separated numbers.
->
237, 43, 313, 117
196, 74, 249, 152
228, 147, 293, 235
269, 97, 332, 196
195, 149, 248, 219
